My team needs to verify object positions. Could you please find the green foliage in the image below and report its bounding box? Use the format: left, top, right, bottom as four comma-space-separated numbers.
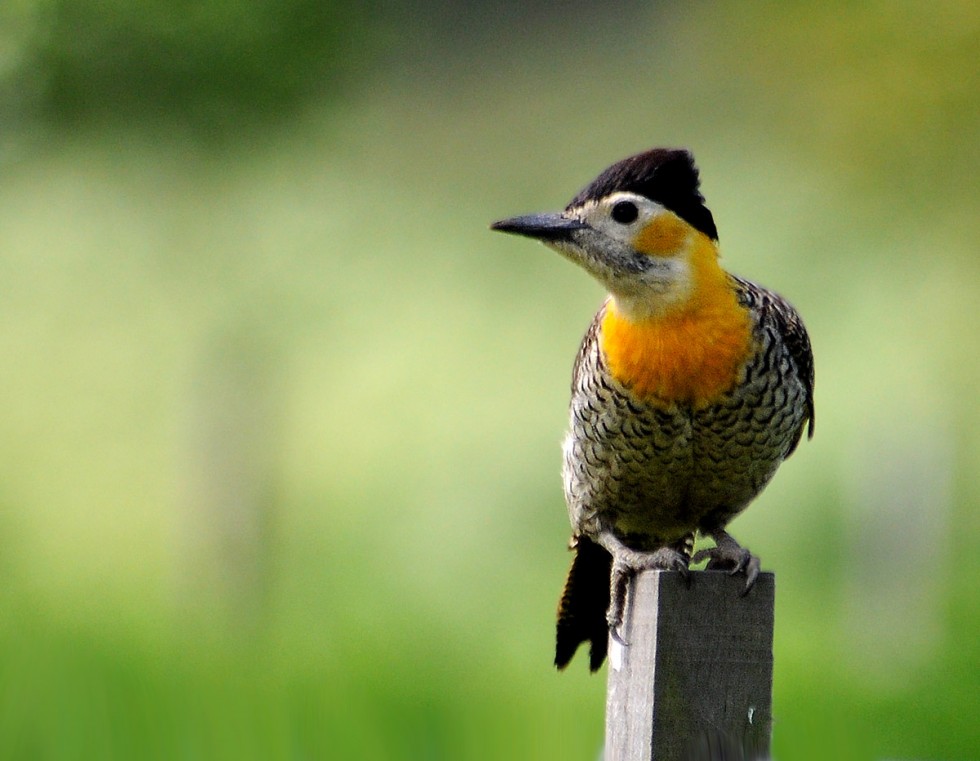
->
1, 0, 372, 135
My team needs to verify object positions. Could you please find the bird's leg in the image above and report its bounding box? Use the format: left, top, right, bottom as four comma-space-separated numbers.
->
598, 533, 692, 644
608, 560, 631, 646
692, 529, 761, 594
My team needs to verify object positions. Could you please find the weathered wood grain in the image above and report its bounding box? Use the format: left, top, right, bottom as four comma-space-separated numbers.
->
605, 570, 775, 761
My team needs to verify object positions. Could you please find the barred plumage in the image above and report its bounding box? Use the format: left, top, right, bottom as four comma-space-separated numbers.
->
554, 276, 812, 669
491, 147, 814, 672
567, 276, 812, 542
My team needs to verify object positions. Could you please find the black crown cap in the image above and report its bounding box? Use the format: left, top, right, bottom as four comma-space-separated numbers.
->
566, 148, 718, 241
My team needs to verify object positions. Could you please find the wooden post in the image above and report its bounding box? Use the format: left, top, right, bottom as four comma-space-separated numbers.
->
604, 570, 775, 761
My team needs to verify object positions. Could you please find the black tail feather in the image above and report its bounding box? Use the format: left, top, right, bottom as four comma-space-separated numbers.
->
555, 535, 612, 672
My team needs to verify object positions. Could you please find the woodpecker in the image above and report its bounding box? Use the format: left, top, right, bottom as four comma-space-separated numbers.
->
491, 148, 814, 671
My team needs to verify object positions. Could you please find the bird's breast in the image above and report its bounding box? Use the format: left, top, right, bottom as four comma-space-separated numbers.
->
599, 290, 754, 407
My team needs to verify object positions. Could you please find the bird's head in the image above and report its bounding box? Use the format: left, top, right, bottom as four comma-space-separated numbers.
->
492, 148, 721, 321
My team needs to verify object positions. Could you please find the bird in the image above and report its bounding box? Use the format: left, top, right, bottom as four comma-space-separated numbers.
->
491, 148, 814, 672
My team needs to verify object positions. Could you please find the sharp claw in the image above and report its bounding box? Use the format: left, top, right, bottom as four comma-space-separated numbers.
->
728, 552, 748, 575
603, 541, 692, 643
691, 533, 761, 594
742, 556, 761, 595
609, 625, 629, 647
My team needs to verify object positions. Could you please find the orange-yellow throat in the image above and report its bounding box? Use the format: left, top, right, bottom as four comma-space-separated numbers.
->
600, 248, 753, 407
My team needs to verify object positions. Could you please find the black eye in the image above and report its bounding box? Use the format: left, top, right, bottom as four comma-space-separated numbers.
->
611, 201, 638, 224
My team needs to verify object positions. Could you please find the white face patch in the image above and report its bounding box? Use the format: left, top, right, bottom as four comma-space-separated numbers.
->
565, 193, 696, 320
577, 192, 667, 247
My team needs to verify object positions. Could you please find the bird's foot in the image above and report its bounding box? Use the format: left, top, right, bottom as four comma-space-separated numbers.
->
691, 530, 760, 594
606, 544, 691, 643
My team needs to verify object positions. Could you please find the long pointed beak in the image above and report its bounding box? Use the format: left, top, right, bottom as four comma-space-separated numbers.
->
490, 213, 588, 242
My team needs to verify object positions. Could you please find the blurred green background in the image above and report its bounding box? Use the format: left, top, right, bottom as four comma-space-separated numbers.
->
0, 1, 977, 759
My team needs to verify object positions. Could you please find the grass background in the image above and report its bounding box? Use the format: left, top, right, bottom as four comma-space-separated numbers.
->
0, 1, 977, 758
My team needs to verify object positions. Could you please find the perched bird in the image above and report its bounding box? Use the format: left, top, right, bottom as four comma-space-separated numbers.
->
491, 148, 814, 671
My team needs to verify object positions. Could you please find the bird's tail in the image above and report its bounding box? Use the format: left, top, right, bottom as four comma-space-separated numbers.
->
555, 535, 612, 672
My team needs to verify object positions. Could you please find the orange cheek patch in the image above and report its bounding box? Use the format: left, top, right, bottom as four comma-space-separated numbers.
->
634, 214, 690, 256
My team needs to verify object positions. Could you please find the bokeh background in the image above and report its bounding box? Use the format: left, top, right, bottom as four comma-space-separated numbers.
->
0, 1, 977, 759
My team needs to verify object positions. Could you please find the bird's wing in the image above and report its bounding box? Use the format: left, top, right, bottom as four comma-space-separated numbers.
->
732, 275, 815, 452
